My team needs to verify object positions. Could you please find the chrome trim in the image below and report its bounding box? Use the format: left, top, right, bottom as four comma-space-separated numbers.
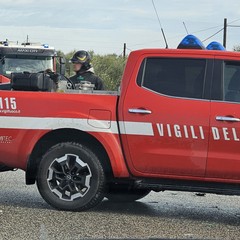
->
128, 108, 152, 114
211, 99, 240, 104
141, 86, 210, 102
216, 116, 240, 122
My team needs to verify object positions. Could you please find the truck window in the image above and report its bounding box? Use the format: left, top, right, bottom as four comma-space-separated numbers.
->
137, 58, 206, 99
0, 56, 53, 76
224, 61, 240, 103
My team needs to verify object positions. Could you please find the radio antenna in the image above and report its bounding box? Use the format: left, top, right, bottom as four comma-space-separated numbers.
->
152, 0, 168, 48
183, 22, 189, 34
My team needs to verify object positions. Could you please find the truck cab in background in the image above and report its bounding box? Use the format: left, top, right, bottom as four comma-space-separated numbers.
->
0, 40, 64, 85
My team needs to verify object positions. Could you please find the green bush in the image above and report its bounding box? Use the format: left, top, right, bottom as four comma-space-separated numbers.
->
92, 53, 126, 90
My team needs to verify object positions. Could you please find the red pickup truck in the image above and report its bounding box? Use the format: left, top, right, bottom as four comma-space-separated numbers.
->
1, 36, 240, 211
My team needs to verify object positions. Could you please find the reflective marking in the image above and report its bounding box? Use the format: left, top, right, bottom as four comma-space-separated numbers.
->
0, 116, 119, 134
0, 117, 154, 136
119, 121, 154, 136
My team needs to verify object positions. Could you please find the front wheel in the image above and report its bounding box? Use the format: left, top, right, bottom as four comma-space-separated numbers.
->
106, 183, 151, 202
36, 142, 105, 211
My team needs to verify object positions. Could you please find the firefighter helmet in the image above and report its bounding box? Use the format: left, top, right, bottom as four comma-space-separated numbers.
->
70, 50, 92, 70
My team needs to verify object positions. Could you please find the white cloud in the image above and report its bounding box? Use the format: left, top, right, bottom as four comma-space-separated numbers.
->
0, 0, 239, 53
0, 0, 34, 4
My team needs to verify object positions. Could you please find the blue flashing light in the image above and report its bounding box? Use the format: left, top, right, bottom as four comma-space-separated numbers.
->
206, 41, 225, 51
42, 44, 49, 48
177, 34, 205, 50
3, 41, 8, 46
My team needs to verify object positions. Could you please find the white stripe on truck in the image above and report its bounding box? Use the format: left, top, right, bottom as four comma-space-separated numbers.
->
0, 116, 154, 136
119, 121, 154, 136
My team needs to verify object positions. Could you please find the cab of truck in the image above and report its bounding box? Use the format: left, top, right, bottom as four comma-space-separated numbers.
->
118, 35, 240, 182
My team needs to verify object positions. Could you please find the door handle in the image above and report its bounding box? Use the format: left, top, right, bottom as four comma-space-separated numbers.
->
216, 116, 240, 122
128, 108, 152, 114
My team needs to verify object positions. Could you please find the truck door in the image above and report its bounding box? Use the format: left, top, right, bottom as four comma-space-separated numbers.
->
207, 60, 240, 180
119, 56, 212, 177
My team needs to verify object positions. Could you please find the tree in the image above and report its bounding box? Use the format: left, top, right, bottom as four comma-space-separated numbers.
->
233, 45, 240, 52
92, 53, 126, 90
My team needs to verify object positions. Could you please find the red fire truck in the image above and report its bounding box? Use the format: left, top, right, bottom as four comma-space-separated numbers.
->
0, 35, 240, 211
0, 40, 64, 85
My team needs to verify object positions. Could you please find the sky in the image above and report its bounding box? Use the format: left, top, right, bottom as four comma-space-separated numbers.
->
0, 0, 240, 55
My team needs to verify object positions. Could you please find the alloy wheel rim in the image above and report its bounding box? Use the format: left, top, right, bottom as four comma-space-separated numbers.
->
47, 154, 92, 201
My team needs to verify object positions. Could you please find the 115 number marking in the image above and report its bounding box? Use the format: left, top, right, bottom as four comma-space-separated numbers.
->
0, 97, 17, 110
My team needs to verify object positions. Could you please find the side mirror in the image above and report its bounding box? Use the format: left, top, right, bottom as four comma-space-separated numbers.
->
0, 56, 5, 65
59, 57, 66, 75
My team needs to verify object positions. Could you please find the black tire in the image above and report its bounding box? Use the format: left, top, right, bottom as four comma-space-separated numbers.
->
36, 142, 105, 211
106, 183, 151, 202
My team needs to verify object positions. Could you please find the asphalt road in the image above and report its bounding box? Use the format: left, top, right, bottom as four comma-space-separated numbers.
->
0, 170, 239, 240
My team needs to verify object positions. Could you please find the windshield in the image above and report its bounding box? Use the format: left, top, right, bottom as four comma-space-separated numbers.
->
0, 55, 53, 76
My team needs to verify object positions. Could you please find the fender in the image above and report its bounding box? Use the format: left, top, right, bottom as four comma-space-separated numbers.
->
0, 115, 129, 177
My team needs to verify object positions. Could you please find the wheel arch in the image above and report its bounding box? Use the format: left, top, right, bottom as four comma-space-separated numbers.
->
26, 128, 114, 185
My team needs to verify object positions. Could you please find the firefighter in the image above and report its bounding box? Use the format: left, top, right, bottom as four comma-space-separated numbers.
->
69, 50, 104, 90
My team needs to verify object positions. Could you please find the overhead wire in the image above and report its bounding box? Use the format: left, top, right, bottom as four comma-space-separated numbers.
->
228, 25, 240, 27
228, 18, 240, 24
3, 14, 240, 54
202, 28, 224, 42
129, 18, 239, 49
191, 24, 224, 34
200, 18, 240, 43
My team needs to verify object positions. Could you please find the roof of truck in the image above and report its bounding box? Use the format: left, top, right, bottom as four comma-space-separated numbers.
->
130, 48, 240, 60
131, 34, 240, 60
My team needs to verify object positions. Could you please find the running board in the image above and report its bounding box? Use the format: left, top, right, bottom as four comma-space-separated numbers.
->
134, 178, 240, 196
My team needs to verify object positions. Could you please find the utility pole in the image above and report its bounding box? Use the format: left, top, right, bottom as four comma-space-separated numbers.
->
123, 43, 126, 59
223, 18, 227, 48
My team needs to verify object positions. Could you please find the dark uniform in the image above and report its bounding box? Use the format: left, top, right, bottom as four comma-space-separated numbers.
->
70, 50, 104, 90
69, 70, 104, 90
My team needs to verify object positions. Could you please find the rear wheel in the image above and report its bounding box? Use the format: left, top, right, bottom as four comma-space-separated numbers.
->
106, 183, 150, 202
36, 142, 105, 211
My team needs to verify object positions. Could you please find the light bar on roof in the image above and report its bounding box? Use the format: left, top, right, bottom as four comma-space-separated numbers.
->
177, 34, 205, 50
206, 41, 225, 51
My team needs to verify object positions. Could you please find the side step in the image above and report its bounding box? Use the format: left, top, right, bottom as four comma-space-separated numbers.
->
134, 178, 240, 196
